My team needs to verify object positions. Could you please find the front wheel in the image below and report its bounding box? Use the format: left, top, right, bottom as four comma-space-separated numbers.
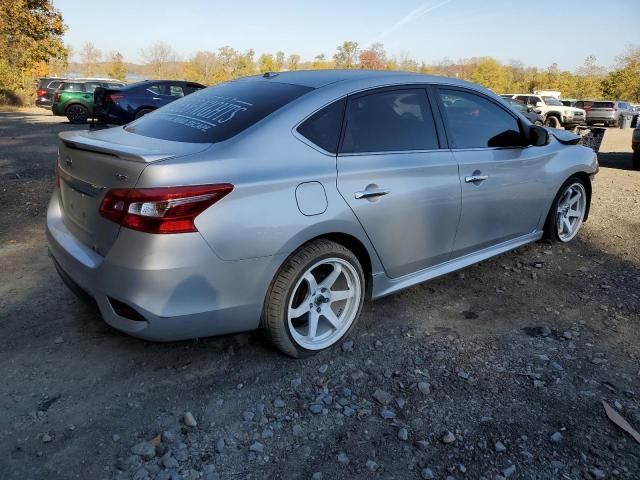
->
544, 177, 588, 243
261, 239, 365, 357
66, 104, 89, 124
545, 116, 560, 128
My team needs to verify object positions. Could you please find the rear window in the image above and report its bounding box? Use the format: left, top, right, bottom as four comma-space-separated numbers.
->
592, 102, 614, 108
126, 80, 313, 143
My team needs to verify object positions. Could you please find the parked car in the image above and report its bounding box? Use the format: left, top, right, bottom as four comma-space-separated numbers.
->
586, 101, 635, 127
632, 126, 640, 169
505, 98, 544, 125
35, 77, 66, 109
574, 100, 595, 113
561, 99, 576, 107
47, 71, 598, 357
632, 105, 640, 128
51, 79, 125, 124
94, 80, 206, 125
509, 94, 586, 129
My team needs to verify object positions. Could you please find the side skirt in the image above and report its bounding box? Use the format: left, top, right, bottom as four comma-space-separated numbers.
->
371, 231, 543, 299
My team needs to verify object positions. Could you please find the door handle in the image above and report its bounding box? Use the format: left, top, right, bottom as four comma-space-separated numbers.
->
354, 188, 390, 199
465, 174, 489, 183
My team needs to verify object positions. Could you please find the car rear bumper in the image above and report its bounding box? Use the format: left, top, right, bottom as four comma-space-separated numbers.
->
562, 116, 586, 127
36, 98, 52, 109
46, 190, 281, 341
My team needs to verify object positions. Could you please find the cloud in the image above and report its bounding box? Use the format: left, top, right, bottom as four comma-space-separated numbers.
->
373, 0, 455, 42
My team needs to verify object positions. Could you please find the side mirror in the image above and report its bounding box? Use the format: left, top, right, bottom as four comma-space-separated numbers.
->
529, 125, 549, 146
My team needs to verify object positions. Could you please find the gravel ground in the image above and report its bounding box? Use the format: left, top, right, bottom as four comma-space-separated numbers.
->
1, 109, 639, 480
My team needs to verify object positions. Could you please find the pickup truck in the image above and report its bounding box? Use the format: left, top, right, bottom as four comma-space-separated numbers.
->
508, 94, 587, 129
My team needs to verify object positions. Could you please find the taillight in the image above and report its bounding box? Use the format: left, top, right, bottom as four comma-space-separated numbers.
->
99, 184, 233, 234
106, 94, 124, 102
37, 89, 47, 97
53, 92, 60, 102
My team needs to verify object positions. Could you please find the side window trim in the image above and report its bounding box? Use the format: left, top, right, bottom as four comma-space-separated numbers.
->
337, 85, 442, 156
434, 85, 526, 151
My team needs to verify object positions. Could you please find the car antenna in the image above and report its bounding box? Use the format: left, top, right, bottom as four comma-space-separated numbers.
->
263, 72, 279, 79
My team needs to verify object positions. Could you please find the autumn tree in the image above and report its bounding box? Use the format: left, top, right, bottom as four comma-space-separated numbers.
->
359, 43, 386, 70
140, 41, 178, 79
79, 42, 102, 77
602, 45, 640, 102
0, 0, 67, 103
274, 51, 285, 71
287, 54, 301, 71
107, 52, 127, 80
574, 56, 606, 99
471, 57, 507, 92
258, 53, 276, 73
333, 41, 359, 69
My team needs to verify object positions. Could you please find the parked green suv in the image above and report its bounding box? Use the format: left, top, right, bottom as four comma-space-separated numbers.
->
52, 79, 125, 124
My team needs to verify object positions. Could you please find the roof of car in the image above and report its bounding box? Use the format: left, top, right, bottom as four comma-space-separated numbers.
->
251, 69, 462, 89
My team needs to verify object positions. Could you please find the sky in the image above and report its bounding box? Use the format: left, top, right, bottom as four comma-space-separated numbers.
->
54, 0, 639, 70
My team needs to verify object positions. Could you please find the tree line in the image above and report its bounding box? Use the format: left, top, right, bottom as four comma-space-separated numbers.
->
1, 1, 638, 105
70, 40, 640, 102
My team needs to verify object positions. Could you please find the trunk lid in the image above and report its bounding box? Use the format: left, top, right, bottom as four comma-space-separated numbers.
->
57, 128, 211, 256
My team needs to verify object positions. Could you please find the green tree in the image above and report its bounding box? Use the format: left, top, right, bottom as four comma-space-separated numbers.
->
333, 41, 359, 69
107, 52, 127, 80
0, 0, 67, 104
575, 55, 606, 99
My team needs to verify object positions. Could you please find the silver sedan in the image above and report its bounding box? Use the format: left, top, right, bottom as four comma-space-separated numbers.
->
47, 70, 598, 357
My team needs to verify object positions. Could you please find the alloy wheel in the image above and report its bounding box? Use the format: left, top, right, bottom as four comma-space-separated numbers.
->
287, 258, 362, 350
556, 182, 586, 242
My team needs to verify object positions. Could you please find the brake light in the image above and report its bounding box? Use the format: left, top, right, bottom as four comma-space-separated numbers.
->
106, 94, 124, 102
99, 184, 233, 234
37, 89, 47, 97
53, 92, 60, 102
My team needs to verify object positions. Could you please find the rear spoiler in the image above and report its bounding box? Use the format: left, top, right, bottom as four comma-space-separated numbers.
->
59, 131, 179, 163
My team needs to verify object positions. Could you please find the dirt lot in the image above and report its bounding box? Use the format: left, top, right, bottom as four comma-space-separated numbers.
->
1, 109, 639, 480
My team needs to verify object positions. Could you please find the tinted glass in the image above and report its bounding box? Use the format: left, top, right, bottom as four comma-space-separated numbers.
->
439, 89, 522, 149
514, 96, 528, 104
507, 100, 526, 112
297, 99, 346, 153
592, 102, 615, 108
341, 89, 437, 153
126, 79, 313, 143
85, 82, 102, 93
61, 83, 84, 92
48, 81, 62, 90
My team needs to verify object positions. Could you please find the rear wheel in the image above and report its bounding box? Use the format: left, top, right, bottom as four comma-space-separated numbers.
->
135, 108, 153, 119
261, 239, 365, 358
66, 104, 89, 124
545, 116, 560, 128
544, 177, 588, 243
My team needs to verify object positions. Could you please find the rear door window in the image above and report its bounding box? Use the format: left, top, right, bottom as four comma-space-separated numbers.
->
438, 88, 522, 149
297, 99, 346, 154
340, 89, 438, 154
61, 83, 85, 92
126, 79, 313, 143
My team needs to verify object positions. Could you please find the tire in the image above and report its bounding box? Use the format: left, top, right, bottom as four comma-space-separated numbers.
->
545, 116, 560, 128
544, 176, 588, 243
632, 151, 640, 171
135, 108, 153, 119
261, 239, 365, 358
65, 104, 89, 124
